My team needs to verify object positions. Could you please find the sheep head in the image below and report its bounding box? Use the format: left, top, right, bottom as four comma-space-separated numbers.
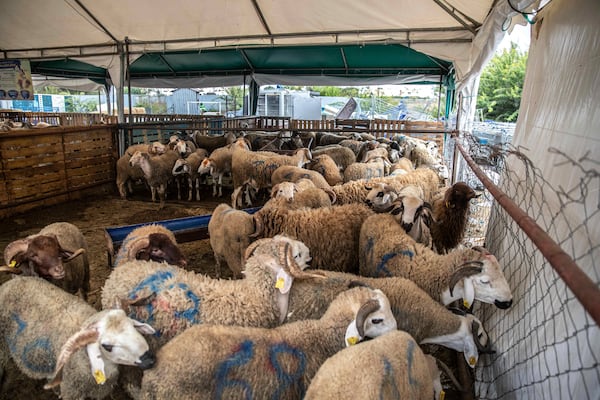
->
172, 158, 190, 176
126, 232, 187, 267
3, 235, 85, 279
44, 309, 156, 389
447, 248, 513, 309
365, 183, 398, 213
443, 182, 479, 209
344, 288, 397, 347
271, 182, 298, 202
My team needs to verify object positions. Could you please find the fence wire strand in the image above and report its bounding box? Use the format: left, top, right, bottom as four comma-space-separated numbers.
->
453, 132, 600, 399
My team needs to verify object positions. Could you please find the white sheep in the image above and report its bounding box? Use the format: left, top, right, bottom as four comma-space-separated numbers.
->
115, 143, 166, 199
364, 182, 399, 212
359, 213, 513, 310
304, 330, 434, 399
128, 149, 180, 209
138, 285, 397, 399
171, 149, 208, 201
101, 235, 325, 351
287, 270, 493, 367
231, 178, 260, 209
197, 138, 250, 198
388, 185, 434, 248
252, 201, 374, 273
111, 224, 187, 268
208, 203, 259, 277
0, 277, 156, 400
1, 222, 89, 300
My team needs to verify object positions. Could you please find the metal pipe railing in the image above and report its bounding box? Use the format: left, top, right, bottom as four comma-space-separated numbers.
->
453, 135, 600, 327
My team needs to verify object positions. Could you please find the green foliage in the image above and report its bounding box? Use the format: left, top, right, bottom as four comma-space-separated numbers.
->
223, 86, 244, 111
65, 97, 98, 112
309, 86, 360, 97
477, 43, 527, 122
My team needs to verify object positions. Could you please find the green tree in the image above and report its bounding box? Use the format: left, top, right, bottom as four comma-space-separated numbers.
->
477, 43, 527, 122
223, 86, 244, 113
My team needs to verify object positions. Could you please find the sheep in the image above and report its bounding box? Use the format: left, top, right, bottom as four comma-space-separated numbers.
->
138, 285, 397, 400
430, 181, 479, 254
207, 203, 259, 278
197, 141, 241, 198
365, 182, 399, 212
387, 185, 434, 248
111, 224, 187, 268
426, 355, 464, 400
231, 147, 312, 195
270, 164, 332, 191
101, 235, 325, 351
128, 149, 180, 209
317, 132, 361, 146
1, 222, 89, 300
333, 167, 442, 205
0, 277, 156, 400
305, 154, 344, 185
191, 131, 236, 153
343, 157, 387, 182
286, 271, 493, 367
389, 156, 415, 176
358, 213, 513, 309
269, 181, 334, 209
171, 149, 208, 201
304, 330, 434, 400
252, 201, 374, 273
231, 178, 260, 209
311, 144, 357, 172
116, 143, 166, 199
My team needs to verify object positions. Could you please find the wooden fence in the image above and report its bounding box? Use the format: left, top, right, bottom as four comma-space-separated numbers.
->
0, 126, 117, 218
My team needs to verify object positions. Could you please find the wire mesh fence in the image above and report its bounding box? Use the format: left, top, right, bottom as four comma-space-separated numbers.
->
453, 132, 600, 399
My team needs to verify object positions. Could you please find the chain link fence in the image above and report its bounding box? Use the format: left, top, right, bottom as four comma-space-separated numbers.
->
452, 132, 600, 399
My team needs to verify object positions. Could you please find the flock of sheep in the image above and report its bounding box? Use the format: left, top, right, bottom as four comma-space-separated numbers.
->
0, 127, 515, 399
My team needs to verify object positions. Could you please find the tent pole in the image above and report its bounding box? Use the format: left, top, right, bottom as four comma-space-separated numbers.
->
125, 37, 132, 125
437, 76, 442, 121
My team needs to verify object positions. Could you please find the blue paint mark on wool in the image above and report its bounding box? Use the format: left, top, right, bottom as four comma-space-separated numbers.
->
269, 343, 307, 399
8, 313, 55, 374
379, 358, 401, 400
128, 270, 201, 334
375, 253, 396, 277
215, 340, 254, 400
407, 340, 418, 387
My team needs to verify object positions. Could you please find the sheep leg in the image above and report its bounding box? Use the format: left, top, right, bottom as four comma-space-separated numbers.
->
217, 174, 223, 197
194, 177, 200, 201
211, 173, 218, 197
151, 187, 157, 202
187, 177, 193, 201
176, 178, 182, 201
158, 185, 166, 209
118, 182, 127, 199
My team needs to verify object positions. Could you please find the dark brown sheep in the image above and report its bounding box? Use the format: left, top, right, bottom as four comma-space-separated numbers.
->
431, 182, 479, 253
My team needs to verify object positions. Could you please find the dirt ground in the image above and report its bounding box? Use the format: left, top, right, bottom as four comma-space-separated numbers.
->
0, 185, 239, 399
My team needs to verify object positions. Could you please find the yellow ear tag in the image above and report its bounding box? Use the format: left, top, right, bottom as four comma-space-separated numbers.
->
439, 389, 446, 400
463, 299, 471, 308
93, 369, 106, 385
9, 260, 17, 268
346, 336, 359, 346
275, 277, 285, 289
469, 356, 476, 366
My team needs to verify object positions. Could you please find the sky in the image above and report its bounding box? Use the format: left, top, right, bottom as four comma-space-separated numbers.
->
498, 23, 531, 52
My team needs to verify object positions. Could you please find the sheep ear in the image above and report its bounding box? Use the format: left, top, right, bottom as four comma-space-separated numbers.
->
130, 318, 156, 335
86, 343, 107, 385
463, 278, 475, 309
275, 269, 293, 294
344, 319, 361, 347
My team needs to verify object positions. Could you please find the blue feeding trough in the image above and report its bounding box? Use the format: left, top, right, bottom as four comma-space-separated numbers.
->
104, 206, 262, 267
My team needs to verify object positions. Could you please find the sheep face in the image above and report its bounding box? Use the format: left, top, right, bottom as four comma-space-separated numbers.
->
365, 183, 397, 212
172, 158, 189, 176
97, 309, 156, 368
197, 158, 212, 175
136, 233, 187, 268
271, 182, 297, 202
471, 255, 513, 309
150, 142, 166, 155
4, 235, 84, 279
345, 288, 397, 347
444, 182, 478, 208
128, 151, 146, 167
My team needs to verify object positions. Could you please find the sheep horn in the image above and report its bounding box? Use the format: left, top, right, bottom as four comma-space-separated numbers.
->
123, 292, 157, 308
127, 237, 151, 262
63, 248, 86, 262
355, 299, 381, 339
472, 320, 496, 354
3, 239, 29, 266
282, 242, 324, 280
43, 328, 99, 389
243, 239, 264, 261
249, 215, 263, 238
324, 188, 337, 204
435, 358, 464, 392
348, 281, 373, 290
448, 263, 483, 297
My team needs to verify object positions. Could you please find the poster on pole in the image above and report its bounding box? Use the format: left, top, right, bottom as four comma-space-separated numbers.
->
0, 60, 34, 101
